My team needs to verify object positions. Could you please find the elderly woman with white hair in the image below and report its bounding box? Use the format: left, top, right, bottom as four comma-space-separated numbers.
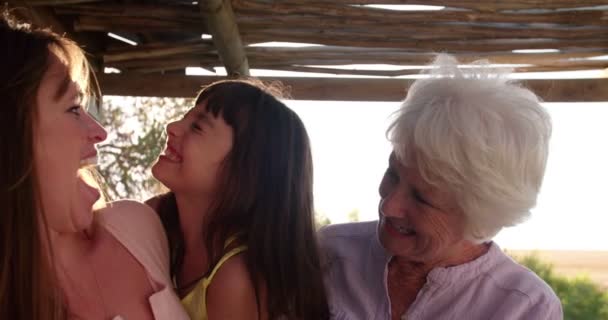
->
320, 54, 562, 320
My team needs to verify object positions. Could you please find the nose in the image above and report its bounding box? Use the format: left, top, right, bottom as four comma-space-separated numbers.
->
166, 120, 182, 138
380, 187, 413, 219
86, 114, 107, 143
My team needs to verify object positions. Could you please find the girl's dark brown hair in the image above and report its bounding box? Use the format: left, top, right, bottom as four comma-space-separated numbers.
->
156, 80, 329, 319
0, 11, 97, 319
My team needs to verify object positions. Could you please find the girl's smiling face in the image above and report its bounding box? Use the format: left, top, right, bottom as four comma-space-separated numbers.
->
152, 101, 234, 197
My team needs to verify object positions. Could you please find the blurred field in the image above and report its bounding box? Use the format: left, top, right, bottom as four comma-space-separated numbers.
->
507, 250, 608, 290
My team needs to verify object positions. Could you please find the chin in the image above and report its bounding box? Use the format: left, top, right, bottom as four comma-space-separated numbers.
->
151, 163, 175, 190
379, 230, 410, 255
151, 161, 172, 184
70, 208, 94, 233
379, 230, 430, 260
150, 160, 162, 177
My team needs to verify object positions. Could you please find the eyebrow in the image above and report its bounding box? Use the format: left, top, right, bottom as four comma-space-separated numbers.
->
398, 164, 443, 210
54, 75, 83, 103
412, 187, 430, 204
194, 111, 214, 128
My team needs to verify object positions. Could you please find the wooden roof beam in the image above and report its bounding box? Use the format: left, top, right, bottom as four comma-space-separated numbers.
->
106, 58, 607, 75
201, 0, 249, 76
307, 0, 608, 11
103, 40, 214, 63
233, 1, 608, 26
8, 0, 101, 5
8, 5, 105, 70
105, 52, 608, 75
10, 5, 67, 34
243, 34, 608, 52
97, 74, 608, 102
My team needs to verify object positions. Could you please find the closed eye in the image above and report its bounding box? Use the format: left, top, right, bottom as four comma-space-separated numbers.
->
412, 190, 440, 210
385, 169, 399, 185
412, 191, 428, 204
190, 122, 203, 131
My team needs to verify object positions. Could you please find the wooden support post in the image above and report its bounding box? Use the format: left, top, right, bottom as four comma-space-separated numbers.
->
201, 0, 249, 76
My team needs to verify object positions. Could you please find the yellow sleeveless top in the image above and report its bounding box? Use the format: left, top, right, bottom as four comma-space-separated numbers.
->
180, 236, 248, 320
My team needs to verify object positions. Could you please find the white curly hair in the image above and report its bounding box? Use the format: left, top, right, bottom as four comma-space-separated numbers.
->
388, 54, 552, 242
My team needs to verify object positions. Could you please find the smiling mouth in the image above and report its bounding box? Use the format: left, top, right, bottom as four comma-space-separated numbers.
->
162, 146, 182, 162
384, 217, 416, 236
79, 157, 98, 168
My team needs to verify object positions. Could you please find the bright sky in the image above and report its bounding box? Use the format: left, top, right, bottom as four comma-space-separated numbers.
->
286, 100, 608, 251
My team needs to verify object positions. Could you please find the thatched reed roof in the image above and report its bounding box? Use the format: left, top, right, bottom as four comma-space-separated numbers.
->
7, 0, 608, 101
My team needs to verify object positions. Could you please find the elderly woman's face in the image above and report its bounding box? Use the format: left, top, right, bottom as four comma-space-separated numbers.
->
377, 153, 468, 263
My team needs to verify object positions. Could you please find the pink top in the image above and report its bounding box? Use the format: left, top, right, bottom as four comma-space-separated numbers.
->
319, 221, 563, 320
97, 200, 189, 320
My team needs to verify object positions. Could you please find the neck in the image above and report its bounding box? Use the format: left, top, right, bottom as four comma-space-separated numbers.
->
40, 218, 98, 297
42, 218, 113, 318
174, 192, 213, 254
46, 225, 96, 267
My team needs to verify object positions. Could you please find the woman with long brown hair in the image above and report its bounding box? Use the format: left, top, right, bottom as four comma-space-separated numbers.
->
147, 80, 329, 319
0, 12, 187, 319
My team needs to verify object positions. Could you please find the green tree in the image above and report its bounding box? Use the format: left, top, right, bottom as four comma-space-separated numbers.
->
97, 96, 191, 200
346, 209, 360, 223
315, 211, 332, 229
516, 253, 608, 319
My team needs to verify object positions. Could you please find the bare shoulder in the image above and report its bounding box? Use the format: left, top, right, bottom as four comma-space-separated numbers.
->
206, 254, 267, 320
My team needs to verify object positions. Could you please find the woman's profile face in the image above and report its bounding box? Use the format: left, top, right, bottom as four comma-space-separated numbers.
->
152, 101, 234, 196
377, 152, 468, 263
34, 53, 107, 234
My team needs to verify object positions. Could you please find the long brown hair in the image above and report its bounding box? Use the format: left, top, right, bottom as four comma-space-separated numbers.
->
156, 80, 329, 319
0, 12, 98, 319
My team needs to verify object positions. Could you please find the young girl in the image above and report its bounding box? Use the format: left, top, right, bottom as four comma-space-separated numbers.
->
147, 80, 329, 319
0, 13, 187, 319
